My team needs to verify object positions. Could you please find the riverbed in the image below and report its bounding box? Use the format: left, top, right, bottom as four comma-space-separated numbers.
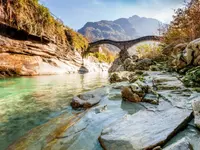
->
0, 72, 109, 150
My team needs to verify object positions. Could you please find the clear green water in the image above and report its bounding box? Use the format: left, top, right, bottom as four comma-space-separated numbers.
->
0, 72, 109, 150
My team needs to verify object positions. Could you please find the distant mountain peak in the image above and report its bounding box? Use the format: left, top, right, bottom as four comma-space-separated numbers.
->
78, 15, 164, 42
130, 15, 140, 18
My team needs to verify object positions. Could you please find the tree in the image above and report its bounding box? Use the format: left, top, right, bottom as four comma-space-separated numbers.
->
162, 1, 200, 45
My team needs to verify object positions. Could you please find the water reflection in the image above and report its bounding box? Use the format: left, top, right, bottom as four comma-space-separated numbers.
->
0, 72, 109, 150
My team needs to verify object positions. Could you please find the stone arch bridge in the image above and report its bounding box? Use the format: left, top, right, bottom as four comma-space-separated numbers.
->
87, 35, 163, 60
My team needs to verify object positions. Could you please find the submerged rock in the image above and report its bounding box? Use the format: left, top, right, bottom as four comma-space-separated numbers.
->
143, 93, 159, 105
7, 112, 85, 150
78, 65, 89, 74
192, 99, 200, 129
164, 138, 192, 150
99, 108, 192, 150
95, 105, 108, 114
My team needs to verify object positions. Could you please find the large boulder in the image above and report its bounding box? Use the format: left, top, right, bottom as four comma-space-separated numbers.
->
121, 85, 144, 103
186, 38, 200, 65
71, 95, 101, 109
109, 71, 135, 83
71, 88, 108, 109
99, 108, 192, 150
109, 55, 139, 73
135, 58, 153, 70
168, 43, 187, 70
192, 99, 200, 129
162, 43, 176, 56
171, 56, 187, 70
121, 80, 159, 104
123, 55, 139, 71
172, 43, 187, 57
123, 58, 136, 71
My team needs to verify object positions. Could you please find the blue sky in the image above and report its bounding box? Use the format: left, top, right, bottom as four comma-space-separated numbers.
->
40, 0, 187, 30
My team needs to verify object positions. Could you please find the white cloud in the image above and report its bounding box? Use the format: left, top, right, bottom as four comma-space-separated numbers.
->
109, 0, 186, 24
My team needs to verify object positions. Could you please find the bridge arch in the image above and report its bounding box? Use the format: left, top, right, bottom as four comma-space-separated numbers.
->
87, 35, 163, 60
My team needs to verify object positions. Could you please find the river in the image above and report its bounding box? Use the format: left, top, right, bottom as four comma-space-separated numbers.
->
0, 72, 109, 150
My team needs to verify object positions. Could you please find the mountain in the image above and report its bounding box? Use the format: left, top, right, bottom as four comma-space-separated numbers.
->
128, 15, 162, 36
78, 15, 163, 42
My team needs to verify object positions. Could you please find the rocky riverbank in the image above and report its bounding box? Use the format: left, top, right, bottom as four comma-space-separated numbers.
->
0, 27, 109, 77
6, 37, 200, 150
0, 1, 110, 77
7, 70, 200, 150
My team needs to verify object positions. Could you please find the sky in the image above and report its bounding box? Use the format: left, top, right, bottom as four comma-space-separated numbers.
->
39, 0, 187, 30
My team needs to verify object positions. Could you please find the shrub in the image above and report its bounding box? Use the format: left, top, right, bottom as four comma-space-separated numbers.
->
65, 28, 88, 51
87, 47, 115, 63
136, 43, 163, 60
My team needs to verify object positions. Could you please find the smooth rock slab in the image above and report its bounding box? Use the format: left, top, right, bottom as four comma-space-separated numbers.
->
192, 99, 200, 129
99, 108, 192, 150
164, 122, 200, 150
7, 112, 85, 150
164, 138, 192, 150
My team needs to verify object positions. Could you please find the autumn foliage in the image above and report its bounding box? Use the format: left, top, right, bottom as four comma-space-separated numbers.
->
162, 1, 200, 45
0, 0, 88, 51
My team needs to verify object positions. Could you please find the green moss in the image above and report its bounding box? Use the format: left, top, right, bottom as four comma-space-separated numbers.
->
137, 75, 145, 82
182, 66, 200, 87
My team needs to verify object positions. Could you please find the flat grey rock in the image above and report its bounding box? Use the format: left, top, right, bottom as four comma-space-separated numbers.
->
192, 98, 200, 129
99, 108, 192, 150
164, 138, 192, 150
164, 123, 200, 150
